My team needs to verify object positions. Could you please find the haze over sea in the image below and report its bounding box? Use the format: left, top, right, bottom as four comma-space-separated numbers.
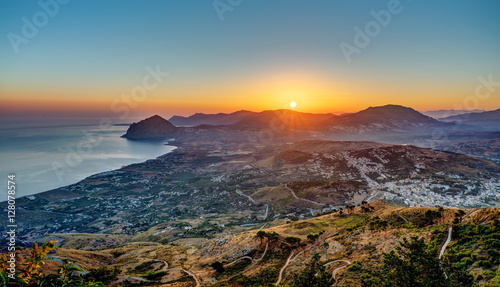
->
0, 121, 175, 197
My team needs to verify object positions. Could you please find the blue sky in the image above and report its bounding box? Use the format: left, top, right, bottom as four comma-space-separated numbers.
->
1, 0, 499, 118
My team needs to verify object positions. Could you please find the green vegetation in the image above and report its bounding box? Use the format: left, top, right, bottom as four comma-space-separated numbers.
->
140, 270, 167, 281
412, 209, 443, 228
83, 266, 121, 285
211, 261, 225, 273
292, 252, 333, 287
132, 261, 155, 273
362, 236, 471, 287
0, 241, 105, 286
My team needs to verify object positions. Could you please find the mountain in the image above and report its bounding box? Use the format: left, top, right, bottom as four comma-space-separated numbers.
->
422, 109, 485, 119
318, 104, 445, 132
122, 115, 177, 139
166, 105, 447, 133
439, 108, 500, 123
230, 109, 335, 130
169, 110, 256, 126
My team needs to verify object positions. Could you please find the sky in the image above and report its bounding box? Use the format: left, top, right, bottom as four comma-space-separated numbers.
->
1, 0, 500, 122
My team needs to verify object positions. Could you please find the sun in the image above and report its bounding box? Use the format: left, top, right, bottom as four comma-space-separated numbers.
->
290, 101, 296, 108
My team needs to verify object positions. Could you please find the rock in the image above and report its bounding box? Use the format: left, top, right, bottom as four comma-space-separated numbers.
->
122, 115, 177, 139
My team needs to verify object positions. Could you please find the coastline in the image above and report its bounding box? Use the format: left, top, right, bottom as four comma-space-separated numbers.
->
1, 144, 178, 203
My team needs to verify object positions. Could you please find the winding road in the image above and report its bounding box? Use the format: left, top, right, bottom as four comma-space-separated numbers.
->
275, 245, 314, 285
365, 191, 378, 203
235, 189, 259, 204
275, 250, 295, 285
235, 189, 269, 220
397, 210, 409, 223
439, 226, 453, 260
224, 256, 253, 266
165, 268, 201, 287
324, 259, 352, 281
285, 184, 325, 206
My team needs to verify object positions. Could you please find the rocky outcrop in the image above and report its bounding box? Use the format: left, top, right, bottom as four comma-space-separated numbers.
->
122, 115, 177, 139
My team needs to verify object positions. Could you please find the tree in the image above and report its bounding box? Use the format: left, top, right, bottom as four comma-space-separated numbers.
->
307, 234, 319, 242
256, 230, 267, 245
454, 210, 466, 223
285, 236, 301, 248
293, 252, 333, 287
363, 236, 472, 287
211, 261, 225, 273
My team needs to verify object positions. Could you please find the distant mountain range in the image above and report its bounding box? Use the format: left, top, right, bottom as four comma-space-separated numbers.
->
421, 109, 485, 119
124, 105, 500, 139
172, 104, 446, 131
169, 110, 257, 126
439, 108, 500, 123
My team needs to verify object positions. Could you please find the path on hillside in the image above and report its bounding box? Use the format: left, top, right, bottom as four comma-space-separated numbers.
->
285, 184, 325, 206
254, 241, 269, 262
439, 226, 453, 260
224, 256, 253, 267
166, 268, 201, 287
332, 259, 351, 280
439, 225, 453, 279
439, 209, 481, 259
275, 244, 315, 285
136, 257, 169, 271
438, 209, 480, 279
397, 209, 409, 223
324, 259, 352, 281
365, 191, 379, 203
275, 250, 295, 285
226, 241, 269, 267
235, 189, 259, 204
235, 189, 269, 220
465, 209, 480, 223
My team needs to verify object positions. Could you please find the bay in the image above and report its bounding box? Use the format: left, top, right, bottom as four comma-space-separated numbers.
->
0, 123, 175, 197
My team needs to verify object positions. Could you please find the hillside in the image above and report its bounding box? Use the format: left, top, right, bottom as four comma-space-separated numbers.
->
6, 140, 499, 247
122, 115, 177, 139
7, 202, 500, 286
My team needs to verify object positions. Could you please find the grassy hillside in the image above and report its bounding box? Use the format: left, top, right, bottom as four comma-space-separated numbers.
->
4, 201, 500, 286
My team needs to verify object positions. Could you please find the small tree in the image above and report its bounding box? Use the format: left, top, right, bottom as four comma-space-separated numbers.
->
256, 230, 267, 245
211, 261, 225, 273
285, 236, 301, 247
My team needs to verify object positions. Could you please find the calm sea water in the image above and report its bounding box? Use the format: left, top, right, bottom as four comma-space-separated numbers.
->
0, 123, 175, 197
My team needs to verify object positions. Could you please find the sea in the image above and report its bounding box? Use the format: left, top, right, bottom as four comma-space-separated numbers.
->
0, 122, 175, 197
